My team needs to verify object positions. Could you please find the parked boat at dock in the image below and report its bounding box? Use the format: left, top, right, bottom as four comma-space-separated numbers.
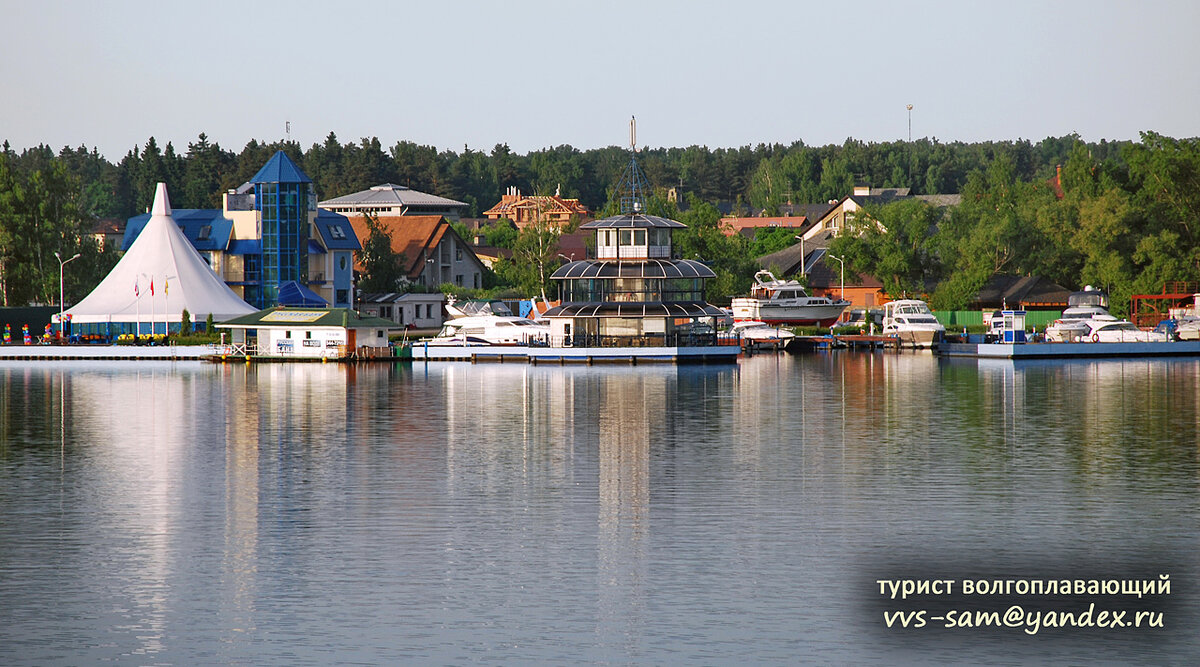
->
425, 297, 551, 346
731, 271, 848, 326
723, 320, 796, 350
1044, 286, 1118, 342
882, 299, 945, 348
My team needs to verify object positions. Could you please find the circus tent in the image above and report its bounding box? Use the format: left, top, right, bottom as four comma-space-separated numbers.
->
63, 183, 256, 334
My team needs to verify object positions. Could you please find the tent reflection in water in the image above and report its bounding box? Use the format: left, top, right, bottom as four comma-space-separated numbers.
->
63, 182, 257, 338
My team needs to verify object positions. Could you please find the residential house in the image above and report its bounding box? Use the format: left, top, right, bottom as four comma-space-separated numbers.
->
91, 218, 124, 251
347, 215, 485, 290
719, 203, 834, 238
800, 185, 962, 242
482, 187, 590, 230
356, 292, 446, 330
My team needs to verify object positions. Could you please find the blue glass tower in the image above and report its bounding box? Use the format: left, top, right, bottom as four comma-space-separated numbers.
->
251, 151, 312, 308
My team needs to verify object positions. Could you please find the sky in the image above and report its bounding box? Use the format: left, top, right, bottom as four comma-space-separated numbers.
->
3, 0, 1199, 162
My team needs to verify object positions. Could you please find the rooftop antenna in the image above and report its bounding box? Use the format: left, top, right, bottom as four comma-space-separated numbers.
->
616, 116, 650, 215
905, 105, 912, 142
286, 120, 291, 143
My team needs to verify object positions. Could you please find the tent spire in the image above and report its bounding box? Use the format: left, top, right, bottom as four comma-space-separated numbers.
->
151, 182, 172, 216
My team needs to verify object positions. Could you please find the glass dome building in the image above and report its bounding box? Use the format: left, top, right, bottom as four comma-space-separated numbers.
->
541, 122, 733, 359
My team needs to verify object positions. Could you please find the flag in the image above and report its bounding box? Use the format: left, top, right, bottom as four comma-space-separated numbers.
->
164, 278, 169, 296
150, 278, 155, 296
134, 280, 140, 297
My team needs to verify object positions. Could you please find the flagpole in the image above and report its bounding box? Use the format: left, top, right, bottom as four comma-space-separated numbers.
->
135, 278, 141, 339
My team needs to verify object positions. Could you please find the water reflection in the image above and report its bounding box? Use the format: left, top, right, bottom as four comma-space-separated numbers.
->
0, 356, 1198, 664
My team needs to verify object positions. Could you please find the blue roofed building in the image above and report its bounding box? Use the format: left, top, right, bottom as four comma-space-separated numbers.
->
123, 150, 360, 309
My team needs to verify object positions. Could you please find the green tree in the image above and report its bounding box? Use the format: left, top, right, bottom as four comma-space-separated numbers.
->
356, 213, 407, 293
829, 198, 943, 298
673, 196, 756, 302
494, 197, 562, 300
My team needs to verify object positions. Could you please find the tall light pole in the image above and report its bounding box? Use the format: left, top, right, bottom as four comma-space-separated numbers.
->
906, 104, 913, 142
829, 254, 845, 303
54, 251, 80, 339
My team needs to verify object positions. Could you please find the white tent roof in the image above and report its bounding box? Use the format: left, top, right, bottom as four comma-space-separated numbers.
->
64, 183, 257, 324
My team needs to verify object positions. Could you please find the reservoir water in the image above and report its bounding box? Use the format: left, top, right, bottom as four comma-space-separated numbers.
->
1, 353, 1197, 664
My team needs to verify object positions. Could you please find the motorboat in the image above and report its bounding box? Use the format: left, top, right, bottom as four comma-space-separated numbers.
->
1084, 320, 1170, 343
882, 299, 945, 348
723, 320, 796, 349
1045, 286, 1118, 342
1168, 294, 1200, 341
425, 297, 551, 346
730, 271, 849, 326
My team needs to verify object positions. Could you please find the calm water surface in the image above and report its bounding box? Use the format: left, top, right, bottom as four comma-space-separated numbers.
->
1, 353, 1198, 665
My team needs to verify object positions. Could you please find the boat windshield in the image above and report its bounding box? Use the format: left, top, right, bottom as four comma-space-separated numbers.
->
1068, 291, 1108, 308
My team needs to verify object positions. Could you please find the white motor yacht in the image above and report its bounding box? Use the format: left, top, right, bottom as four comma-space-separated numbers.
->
426, 297, 551, 346
882, 299, 945, 348
1045, 286, 1118, 342
731, 271, 849, 326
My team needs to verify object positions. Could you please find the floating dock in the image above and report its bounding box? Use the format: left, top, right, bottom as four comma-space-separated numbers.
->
411, 342, 740, 364
787, 335, 901, 352
937, 340, 1200, 359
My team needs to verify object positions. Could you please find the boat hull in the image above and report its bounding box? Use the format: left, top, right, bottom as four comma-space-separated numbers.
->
886, 328, 944, 348
730, 299, 847, 327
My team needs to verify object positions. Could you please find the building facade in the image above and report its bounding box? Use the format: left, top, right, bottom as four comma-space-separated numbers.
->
123, 151, 360, 310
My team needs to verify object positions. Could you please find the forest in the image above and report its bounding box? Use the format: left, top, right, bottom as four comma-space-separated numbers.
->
0, 130, 1196, 315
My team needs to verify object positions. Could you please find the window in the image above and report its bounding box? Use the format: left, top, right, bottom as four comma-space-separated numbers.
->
198, 225, 212, 240
426, 304, 433, 319
455, 246, 463, 261
455, 274, 463, 286
474, 274, 480, 289
336, 289, 348, 305
305, 331, 312, 339
329, 224, 346, 240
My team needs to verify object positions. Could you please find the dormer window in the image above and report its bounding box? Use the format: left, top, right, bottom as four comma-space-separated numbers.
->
329, 224, 346, 240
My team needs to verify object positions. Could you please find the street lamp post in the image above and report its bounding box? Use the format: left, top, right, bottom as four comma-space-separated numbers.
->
54, 251, 81, 340
830, 254, 845, 303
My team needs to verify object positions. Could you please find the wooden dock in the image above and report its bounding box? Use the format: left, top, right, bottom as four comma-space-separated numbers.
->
787, 335, 900, 352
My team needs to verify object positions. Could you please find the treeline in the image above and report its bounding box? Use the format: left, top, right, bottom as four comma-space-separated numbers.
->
830, 132, 1200, 316
2, 131, 1113, 221
0, 130, 1192, 310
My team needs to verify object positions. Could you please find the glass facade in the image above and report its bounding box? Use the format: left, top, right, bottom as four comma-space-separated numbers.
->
257, 182, 309, 307
561, 277, 704, 303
